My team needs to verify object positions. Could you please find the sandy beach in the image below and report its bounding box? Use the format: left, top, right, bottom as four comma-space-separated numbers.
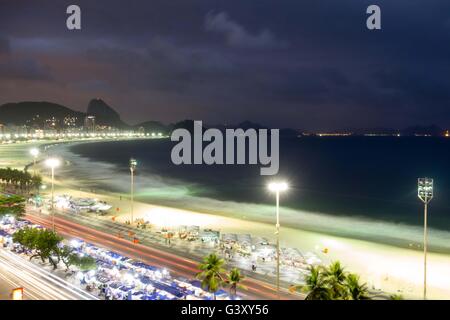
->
2, 139, 450, 299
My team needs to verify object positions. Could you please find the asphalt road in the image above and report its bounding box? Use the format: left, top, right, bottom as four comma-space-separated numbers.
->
0, 247, 97, 300
25, 212, 302, 300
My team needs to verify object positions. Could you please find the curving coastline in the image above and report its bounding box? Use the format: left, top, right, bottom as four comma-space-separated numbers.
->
2, 139, 450, 299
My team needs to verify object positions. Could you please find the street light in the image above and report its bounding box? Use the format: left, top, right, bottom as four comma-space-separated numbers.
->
268, 181, 288, 298
30, 148, 40, 176
418, 177, 433, 300
11, 287, 24, 300
130, 158, 137, 225
45, 157, 61, 231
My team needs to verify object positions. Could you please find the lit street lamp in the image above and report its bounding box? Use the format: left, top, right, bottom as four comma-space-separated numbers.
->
46, 158, 61, 231
130, 158, 137, 225
30, 148, 40, 176
418, 177, 433, 300
268, 181, 288, 298
11, 287, 24, 300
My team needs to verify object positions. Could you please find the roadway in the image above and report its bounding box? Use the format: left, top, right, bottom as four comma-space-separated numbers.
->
0, 247, 97, 300
25, 212, 301, 300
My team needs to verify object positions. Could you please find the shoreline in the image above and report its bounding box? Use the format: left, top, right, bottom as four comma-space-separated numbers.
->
66, 140, 450, 255
2, 139, 450, 299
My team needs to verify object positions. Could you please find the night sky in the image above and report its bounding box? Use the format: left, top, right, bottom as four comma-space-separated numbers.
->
1, 0, 449, 130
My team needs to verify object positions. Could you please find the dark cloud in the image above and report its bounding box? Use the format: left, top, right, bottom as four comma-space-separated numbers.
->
0, 0, 449, 129
0, 58, 53, 81
0, 36, 10, 55
205, 11, 287, 49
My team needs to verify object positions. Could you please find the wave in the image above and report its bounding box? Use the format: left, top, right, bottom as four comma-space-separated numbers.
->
50, 141, 450, 254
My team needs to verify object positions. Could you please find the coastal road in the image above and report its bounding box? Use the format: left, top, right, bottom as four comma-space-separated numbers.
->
25, 212, 301, 300
0, 248, 98, 300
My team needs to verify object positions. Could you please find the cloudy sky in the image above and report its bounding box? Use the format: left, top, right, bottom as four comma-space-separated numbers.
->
0, 0, 449, 130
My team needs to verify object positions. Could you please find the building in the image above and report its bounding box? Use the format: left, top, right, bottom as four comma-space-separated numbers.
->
84, 115, 96, 132
64, 115, 78, 128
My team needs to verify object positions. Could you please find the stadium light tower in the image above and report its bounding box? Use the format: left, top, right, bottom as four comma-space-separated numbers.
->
30, 148, 40, 176
268, 181, 288, 299
130, 158, 138, 225
418, 177, 433, 300
45, 158, 61, 231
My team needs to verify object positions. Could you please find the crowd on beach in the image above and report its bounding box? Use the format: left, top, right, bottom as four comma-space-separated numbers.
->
33, 189, 324, 285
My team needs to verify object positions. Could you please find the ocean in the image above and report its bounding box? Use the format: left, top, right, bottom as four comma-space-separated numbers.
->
64, 136, 450, 252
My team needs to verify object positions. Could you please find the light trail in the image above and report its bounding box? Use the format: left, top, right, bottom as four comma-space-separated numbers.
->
0, 248, 98, 300
26, 212, 301, 300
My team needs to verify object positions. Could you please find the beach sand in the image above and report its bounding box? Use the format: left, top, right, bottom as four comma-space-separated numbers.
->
2, 140, 450, 299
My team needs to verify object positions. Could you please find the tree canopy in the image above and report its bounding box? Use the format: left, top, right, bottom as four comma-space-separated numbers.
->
196, 253, 226, 299
293, 261, 372, 300
12, 227, 96, 271
13, 227, 63, 269
0, 167, 42, 194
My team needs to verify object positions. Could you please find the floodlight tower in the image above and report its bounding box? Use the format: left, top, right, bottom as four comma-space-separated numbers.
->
45, 158, 61, 231
130, 158, 138, 224
268, 181, 288, 299
418, 177, 433, 300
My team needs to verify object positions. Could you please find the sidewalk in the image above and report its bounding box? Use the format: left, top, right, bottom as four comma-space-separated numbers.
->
30, 205, 306, 295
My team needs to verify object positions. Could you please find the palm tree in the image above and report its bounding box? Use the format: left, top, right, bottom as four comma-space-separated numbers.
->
227, 268, 246, 298
324, 261, 348, 299
0, 167, 41, 195
196, 253, 226, 300
346, 273, 371, 300
389, 293, 404, 300
293, 265, 331, 300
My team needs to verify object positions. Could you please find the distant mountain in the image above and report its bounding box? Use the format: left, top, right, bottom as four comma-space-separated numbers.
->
0, 99, 129, 129
279, 128, 301, 137
205, 121, 268, 132
349, 127, 400, 135
87, 98, 128, 129
217, 121, 299, 137
235, 120, 267, 131
1, 100, 446, 137
134, 121, 170, 134
171, 119, 200, 133
333, 125, 446, 136
402, 125, 444, 136
0, 101, 85, 127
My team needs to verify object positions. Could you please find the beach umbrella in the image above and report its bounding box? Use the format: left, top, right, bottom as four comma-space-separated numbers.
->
139, 276, 152, 284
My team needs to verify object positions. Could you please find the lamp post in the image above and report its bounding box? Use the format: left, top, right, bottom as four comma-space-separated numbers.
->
418, 177, 433, 300
130, 158, 137, 225
268, 181, 288, 299
30, 148, 40, 176
45, 158, 60, 232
